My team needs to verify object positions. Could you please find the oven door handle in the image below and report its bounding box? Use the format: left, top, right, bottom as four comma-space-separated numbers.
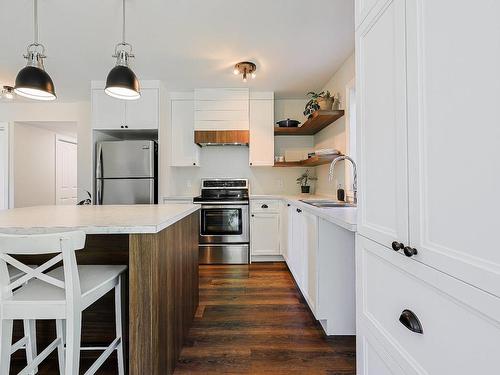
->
200, 204, 249, 209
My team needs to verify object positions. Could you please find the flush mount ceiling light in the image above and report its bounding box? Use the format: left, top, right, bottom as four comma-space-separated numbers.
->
14, 0, 56, 101
1, 86, 15, 100
105, 0, 141, 100
233, 62, 257, 83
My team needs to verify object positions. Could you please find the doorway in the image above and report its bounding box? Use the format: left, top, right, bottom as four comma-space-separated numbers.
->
10, 121, 78, 208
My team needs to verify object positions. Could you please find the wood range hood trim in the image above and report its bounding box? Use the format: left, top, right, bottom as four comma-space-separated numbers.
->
194, 130, 250, 146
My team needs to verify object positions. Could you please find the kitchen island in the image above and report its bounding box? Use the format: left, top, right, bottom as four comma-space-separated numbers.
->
0, 204, 200, 375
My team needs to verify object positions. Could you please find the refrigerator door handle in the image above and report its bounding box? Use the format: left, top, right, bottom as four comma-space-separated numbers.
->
96, 143, 104, 179
149, 179, 155, 204
96, 179, 103, 205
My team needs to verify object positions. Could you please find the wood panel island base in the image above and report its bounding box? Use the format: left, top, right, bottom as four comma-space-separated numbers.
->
0, 204, 200, 375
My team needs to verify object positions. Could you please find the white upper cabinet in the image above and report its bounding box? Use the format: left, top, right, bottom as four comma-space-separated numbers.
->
91, 89, 126, 129
91, 81, 159, 130
125, 88, 159, 129
249, 92, 275, 166
194, 88, 249, 130
356, 0, 409, 247
170, 95, 199, 167
405, 0, 500, 298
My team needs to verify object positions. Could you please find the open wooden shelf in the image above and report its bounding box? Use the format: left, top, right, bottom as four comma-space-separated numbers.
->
273, 154, 341, 168
274, 110, 345, 136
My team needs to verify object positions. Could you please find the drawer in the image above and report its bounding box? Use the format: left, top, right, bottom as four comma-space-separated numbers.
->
356, 235, 500, 375
251, 200, 280, 213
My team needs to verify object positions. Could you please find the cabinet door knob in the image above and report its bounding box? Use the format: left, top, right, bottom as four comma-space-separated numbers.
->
296, 208, 302, 213
250, 162, 253, 166
403, 246, 418, 257
261, 204, 268, 209
125, 125, 128, 128
193, 162, 196, 166
251, 214, 255, 217
392, 241, 405, 251
120, 125, 124, 128
287, 204, 291, 207
399, 309, 423, 334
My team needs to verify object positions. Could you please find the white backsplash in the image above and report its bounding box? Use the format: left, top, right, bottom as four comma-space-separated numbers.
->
166, 146, 311, 196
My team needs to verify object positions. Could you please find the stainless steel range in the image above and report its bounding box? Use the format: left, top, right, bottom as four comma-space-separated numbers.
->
194, 178, 250, 264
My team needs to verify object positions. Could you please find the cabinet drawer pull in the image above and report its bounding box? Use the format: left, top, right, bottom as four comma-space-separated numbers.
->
399, 309, 423, 334
403, 246, 418, 257
296, 208, 302, 213
251, 214, 255, 217
261, 204, 268, 209
392, 241, 405, 251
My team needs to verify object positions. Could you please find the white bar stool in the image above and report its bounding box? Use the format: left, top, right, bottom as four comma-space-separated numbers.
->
7, 266, 37, 375
0, 231, 127, 375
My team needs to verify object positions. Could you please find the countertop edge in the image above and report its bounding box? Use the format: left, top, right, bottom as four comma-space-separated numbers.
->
250, 194, 357, 232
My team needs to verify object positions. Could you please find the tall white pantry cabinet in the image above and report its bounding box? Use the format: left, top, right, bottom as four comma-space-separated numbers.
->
355, 0, 500, 374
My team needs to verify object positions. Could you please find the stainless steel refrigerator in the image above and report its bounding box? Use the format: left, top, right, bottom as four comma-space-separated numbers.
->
95, 140, 158, 205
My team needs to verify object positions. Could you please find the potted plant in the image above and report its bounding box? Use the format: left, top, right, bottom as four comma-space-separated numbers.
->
303, 91, 337, 117
296, 169, 318, 194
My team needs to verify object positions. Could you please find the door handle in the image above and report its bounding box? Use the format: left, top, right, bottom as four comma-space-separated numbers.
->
392, 241, 405, 251
403, 246, 418, 257
399, 309, 423, 334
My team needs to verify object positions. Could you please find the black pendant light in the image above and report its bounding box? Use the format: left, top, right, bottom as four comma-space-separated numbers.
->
14, 0, 56, 101
105, 0, 140, 100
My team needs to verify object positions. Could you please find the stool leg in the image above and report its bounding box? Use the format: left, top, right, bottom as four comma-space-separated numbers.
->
56, 319, 66, 374
115, 275, 125, 375
64, 310, 82, 375
23, 319, 38, 375
0, 319, 13, 375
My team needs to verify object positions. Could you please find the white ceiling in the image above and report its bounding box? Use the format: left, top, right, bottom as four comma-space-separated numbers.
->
0, 0, 354, 102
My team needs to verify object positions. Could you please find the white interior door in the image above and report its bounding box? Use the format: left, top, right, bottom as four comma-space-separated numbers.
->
356, 0, 409, 248
56, 135, 78, 205
0, 123, 9, 210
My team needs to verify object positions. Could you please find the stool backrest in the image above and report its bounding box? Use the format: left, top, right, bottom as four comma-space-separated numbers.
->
0, 231, 86, 304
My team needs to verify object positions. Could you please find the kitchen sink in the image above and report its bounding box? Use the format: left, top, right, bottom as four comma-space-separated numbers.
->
299, 199, 356, 208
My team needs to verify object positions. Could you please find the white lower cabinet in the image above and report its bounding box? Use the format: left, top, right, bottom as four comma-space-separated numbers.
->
356, 234, 500, 375
287, 204, 355, 334
250, 200, 281, 259
250, 213, 280, 256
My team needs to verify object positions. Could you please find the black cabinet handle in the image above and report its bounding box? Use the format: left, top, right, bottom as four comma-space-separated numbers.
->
287, 204, 291, 207
261, 204, 268, 209
392, 241, 405, 251
403, 246, 418, 257
120, 125, 124, 128
193, 162, 196, 166
296, 208, 302, 213
399, 309, 423, 334
125, 125, 128, 128
250, 162, 253, 166
251, 214, 255, 217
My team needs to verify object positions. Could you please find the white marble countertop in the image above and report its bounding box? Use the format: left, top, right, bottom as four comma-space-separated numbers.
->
0, 204, 200, 234
250, 194, 357, 232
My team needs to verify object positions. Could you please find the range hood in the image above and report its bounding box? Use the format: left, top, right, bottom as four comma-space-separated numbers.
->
195, 130, 249, 147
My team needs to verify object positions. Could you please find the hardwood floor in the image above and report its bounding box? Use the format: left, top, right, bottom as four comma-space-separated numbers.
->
174, 262, 356, 375
10, 262, 355, 374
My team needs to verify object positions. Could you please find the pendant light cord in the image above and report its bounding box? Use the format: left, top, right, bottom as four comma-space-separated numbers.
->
34, 0, 39, 45
122, 0, 126, 44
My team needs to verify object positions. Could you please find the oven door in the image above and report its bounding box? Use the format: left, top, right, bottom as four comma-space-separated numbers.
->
199, 204, 249, 244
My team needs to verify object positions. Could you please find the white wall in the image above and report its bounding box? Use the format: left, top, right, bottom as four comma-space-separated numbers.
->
314, 53, 355, 196
0, 101, 91, 201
